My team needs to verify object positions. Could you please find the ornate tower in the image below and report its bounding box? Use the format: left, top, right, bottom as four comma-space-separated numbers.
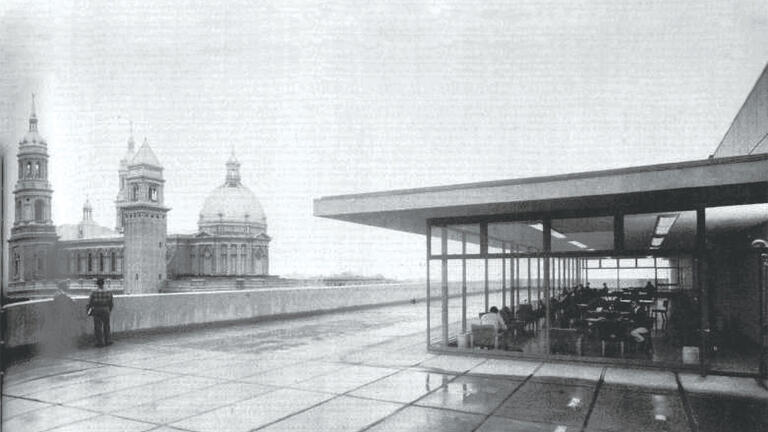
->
115, 124, 136, 233
121, 138, 169, 294
9, 96, 59, 285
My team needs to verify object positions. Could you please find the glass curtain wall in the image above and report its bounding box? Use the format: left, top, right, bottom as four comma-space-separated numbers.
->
428, 221, 548, 355
425, 208, 749, 372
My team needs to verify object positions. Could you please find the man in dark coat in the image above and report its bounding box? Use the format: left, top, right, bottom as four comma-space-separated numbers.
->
87, 278, 113, 347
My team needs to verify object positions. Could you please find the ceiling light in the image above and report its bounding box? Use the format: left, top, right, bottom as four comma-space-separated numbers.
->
529, 223, 567, 239
651, 237, 664, 247
568, 240, 588, 249
654, 214, 679, 236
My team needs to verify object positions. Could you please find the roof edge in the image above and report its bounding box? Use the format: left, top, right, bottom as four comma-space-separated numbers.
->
317, 153, 768, 202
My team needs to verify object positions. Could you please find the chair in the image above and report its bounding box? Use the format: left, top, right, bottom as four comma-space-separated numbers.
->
550, 328, 583, 356
471, 324, 500, 349
652, 300, 669, 331
516, 304, 538, 333
597, 320, 626, 357
501, 307, 525, 338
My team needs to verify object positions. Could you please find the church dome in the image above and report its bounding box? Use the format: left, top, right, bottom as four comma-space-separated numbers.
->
198, 152, 266, 232
199, 184, 266, 224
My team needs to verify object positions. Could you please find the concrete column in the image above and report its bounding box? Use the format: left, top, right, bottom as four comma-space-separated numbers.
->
441, 227, 449, 347
502, 242, 507, 308
461, 233, 467, 334
543, 218, 552, 356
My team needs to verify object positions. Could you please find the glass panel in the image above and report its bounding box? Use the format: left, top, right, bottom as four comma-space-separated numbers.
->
487, 259, 504, 313
446, 224, 480, 255
446, 260, 463, 348
619, 258, 636, 268
430, 227, 444, 256
487, 220, 543, 254
428, 259, 442, 347
551, 216, 613, 252
636, 257, 655, 268
625, 210, 697, 252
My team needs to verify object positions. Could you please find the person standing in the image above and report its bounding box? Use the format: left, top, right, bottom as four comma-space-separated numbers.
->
87, 278, 113, 347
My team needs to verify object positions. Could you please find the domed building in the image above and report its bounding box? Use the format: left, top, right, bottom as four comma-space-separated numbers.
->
198, 153, 267, 237
7, 97, 271, 298
165, 152, 271, 278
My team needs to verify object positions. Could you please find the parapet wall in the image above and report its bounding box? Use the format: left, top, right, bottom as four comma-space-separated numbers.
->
3, 280, 494, 349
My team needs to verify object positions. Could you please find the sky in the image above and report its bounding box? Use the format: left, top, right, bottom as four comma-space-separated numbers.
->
1, 0, 768, 281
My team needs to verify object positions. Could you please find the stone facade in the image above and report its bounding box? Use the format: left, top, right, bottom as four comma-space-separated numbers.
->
7, 98, 271, 298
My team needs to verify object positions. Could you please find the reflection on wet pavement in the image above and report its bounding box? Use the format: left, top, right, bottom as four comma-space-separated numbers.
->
588, 385, 688, 432
3, 302, 767, 431
495, 381, 594, 426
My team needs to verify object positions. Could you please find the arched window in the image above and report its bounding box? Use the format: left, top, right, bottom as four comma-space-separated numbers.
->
240, 245, 247, 275
132, 184, 139, 201
202, 248, 213, 275
148, 185, 158, 202
34, 161, 40, 178
111, 251, 116, 272
13, 253, 20, 278
99, 253, 105, 272
26, 162, 32, 177
15, 200, 21, 222
87, 252, 93, 273
34, 200, 45, 223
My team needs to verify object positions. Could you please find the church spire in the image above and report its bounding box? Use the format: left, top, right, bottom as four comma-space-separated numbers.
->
29, 93, 38, 132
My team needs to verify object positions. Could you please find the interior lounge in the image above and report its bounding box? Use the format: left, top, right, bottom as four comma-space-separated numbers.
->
427, 200, 766, 375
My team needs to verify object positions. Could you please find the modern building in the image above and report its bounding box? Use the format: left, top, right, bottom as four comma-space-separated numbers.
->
7, 100, 271, 298
314, 64, 768, 377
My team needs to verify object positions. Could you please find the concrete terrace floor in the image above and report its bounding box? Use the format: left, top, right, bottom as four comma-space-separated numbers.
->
3, 302, 768, 432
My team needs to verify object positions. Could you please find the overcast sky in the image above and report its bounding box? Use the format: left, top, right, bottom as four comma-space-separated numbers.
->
2, 0, 768, 280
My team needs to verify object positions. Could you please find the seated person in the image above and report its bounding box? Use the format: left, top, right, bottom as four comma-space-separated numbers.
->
480, 306, 508, 332
644, 281, 657, 298
628, 302, 651, 343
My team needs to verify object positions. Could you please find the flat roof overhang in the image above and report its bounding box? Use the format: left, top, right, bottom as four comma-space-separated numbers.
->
314, 154, 768, 235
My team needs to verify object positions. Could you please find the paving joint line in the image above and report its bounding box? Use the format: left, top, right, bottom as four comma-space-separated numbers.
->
248, 363, 409, 432
675, 372, 699, 432
578, 366, 607, 432
358, 357, 492, 431
468, 361, 544, 432
249, 350, 459, 432
153, 385, 285, 429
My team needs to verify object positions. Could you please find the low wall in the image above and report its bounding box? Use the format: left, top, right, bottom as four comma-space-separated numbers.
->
3, 281, 499, 349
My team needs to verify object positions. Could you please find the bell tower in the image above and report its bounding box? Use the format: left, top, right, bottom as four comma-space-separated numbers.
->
9, 95, 58, 286
121, 138, 169, 294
